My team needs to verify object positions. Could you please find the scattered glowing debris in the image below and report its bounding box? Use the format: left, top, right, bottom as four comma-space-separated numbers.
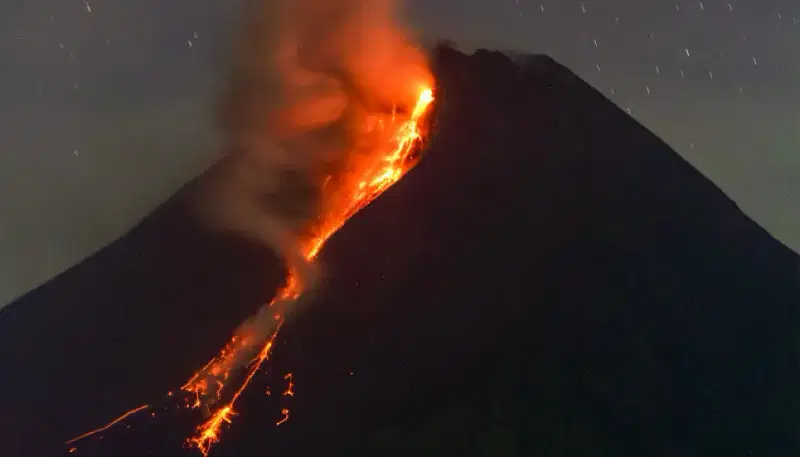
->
283, 373, 294, 397
276, 408, 290, 426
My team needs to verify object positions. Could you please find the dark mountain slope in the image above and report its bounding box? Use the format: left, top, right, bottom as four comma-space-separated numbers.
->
250, 44, 800, 457
2, 44, 798, 457
0, 163, 287, 455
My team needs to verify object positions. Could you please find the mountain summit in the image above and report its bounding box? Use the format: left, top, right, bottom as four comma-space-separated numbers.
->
2, 44, 798, 457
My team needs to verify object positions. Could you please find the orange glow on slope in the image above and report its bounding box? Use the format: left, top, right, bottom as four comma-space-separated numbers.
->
184, 86, 435, 455
188, 332, 280, 456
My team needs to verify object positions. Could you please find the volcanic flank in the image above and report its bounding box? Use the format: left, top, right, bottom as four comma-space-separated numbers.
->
2, 44, 799, 457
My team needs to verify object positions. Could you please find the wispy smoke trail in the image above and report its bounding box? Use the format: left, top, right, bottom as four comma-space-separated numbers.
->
193, 0, 431, 372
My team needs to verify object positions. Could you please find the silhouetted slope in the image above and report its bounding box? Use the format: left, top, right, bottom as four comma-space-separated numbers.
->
0, 165, 287, 456
3, 44, 799, 457
255, 44, 800, 457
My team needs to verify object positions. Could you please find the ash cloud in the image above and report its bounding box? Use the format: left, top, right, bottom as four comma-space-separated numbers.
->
193, 0, 431, 371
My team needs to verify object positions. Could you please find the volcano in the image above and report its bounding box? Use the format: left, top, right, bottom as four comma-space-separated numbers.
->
1, 44, 798, 457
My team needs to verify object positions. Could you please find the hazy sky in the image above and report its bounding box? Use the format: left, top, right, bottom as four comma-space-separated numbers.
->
1, 0, 798, 306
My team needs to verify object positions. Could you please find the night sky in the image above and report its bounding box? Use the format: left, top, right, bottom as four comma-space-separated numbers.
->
0, 0, 798, 306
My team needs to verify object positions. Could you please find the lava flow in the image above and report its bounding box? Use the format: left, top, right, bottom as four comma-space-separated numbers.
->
65, 85, 434, 456
184, 86, 434, 456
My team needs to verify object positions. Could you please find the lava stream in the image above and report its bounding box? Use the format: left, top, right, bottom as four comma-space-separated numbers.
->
64, 404, 151, 445
184, 86, 434, 455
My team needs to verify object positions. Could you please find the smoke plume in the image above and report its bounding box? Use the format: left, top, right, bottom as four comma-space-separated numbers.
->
193, 0, 431, 372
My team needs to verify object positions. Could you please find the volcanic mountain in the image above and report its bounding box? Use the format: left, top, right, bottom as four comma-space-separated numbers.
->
1, 44, 798, 457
